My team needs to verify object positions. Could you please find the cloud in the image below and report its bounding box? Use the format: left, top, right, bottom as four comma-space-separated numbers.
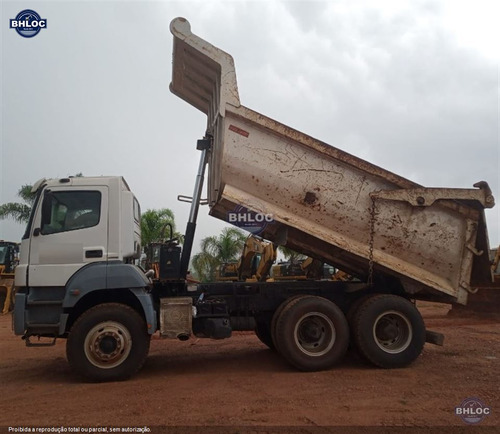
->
1, 0, 498, 250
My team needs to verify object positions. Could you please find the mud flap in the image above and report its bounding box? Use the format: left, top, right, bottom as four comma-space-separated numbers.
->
425, 330, 444, 346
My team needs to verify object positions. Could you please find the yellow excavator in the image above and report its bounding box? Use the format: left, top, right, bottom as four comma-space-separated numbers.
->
271, 257, 325, 280
217, 235, 345, 283
216, 235, 277, 282
0, 241, 19, 314
270, 257, 350, 281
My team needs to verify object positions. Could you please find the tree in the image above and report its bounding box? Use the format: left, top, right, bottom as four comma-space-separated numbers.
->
0, 174, 83, 225
279, 246, 305, 263
191, 227, 247, 282
0, 184, 37, 224
140, 208, 182, 246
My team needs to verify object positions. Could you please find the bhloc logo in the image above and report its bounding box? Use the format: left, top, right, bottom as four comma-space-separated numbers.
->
455, 397, 491, 424
227, 205, 274, 235
10, 10, 47, 38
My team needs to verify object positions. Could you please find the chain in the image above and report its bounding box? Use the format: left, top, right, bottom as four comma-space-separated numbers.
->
368, 196, 377, 286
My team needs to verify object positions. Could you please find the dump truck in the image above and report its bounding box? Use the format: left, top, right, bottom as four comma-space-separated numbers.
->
13, 18, 495, 382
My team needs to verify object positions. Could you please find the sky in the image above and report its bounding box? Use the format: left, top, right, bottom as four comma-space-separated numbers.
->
1, 0, 499, 256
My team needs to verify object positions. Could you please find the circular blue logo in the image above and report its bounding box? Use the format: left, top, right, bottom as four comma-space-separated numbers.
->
455, 397, 491, 424
10, 10, 47, 38
226, 205, 274, 235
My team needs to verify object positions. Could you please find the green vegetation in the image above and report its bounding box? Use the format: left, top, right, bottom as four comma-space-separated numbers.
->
140, 208, 183, 246
0, 174, 83, 225
279, 245, 305, 263
0, 185, 37, 224
191, 227, 246, 282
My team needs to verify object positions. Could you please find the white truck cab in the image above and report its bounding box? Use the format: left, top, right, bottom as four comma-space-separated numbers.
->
16, 176, 141, 288
13, 176, 155, 355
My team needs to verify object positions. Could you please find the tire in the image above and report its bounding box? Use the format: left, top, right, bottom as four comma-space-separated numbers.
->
0, 290, 6, 314
66, 303, 150, 382
271, 295, 311, 353
346, 294, 376, 348
254, 321, 274, 350
352, 294, 425, 368
274, 296, 349, 371
346, 295, 373, 328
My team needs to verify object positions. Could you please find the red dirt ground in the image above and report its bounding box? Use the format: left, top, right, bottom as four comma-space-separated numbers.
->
0, 302, 498, 432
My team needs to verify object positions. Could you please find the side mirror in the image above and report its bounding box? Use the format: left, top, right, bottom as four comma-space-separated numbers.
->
40, 191, 53, 229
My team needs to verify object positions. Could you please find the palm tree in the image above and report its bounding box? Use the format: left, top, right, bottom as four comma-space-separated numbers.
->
140, 208, 182, 246
279, 246, 305, 263
191, 227, 247, 282
0, 184, 37, 224
0, 174, 83, 225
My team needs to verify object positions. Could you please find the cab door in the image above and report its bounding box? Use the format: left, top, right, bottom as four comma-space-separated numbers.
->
27, 186, 109, 287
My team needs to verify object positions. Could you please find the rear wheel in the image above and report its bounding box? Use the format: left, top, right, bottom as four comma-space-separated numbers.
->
271, 295, 311, 353
0, 289, 6, 313
67, 303, 150, 382
254, 320, 274, 350
274, 296, 349, 371
346, 294, 373, 328
352, 294, 425, 368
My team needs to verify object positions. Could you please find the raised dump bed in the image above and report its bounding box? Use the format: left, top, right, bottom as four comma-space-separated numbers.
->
170, 17, 494, 305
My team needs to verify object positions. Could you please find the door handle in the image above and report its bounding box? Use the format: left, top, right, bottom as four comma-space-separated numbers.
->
85, 250, 103, 258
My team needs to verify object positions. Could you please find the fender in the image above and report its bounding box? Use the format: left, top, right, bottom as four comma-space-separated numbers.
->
62, 261, 157, 334
63, 261, 148, 300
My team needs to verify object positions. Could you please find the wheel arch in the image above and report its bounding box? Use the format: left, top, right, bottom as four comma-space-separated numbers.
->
62, 262, 156, 335
64, 288, 156, 336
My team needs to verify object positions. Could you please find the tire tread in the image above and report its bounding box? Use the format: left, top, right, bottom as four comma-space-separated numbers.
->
353, 294, 425, 368
67, 303, 150, 382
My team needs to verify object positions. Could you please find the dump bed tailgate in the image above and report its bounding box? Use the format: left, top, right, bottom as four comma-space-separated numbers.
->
170, 18, 494, 304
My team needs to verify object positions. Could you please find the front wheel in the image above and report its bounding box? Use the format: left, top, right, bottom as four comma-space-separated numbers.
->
352, 294, 425, 368
67, 303, 150, 382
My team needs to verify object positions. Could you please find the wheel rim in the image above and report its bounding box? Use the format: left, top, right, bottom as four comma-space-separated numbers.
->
294, 312, 336, 357
84, 321, 132, 369
372, 310, 412, 354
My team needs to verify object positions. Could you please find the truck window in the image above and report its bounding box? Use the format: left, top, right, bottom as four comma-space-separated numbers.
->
133, 197, 141, 223
41, 191, 101, 235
